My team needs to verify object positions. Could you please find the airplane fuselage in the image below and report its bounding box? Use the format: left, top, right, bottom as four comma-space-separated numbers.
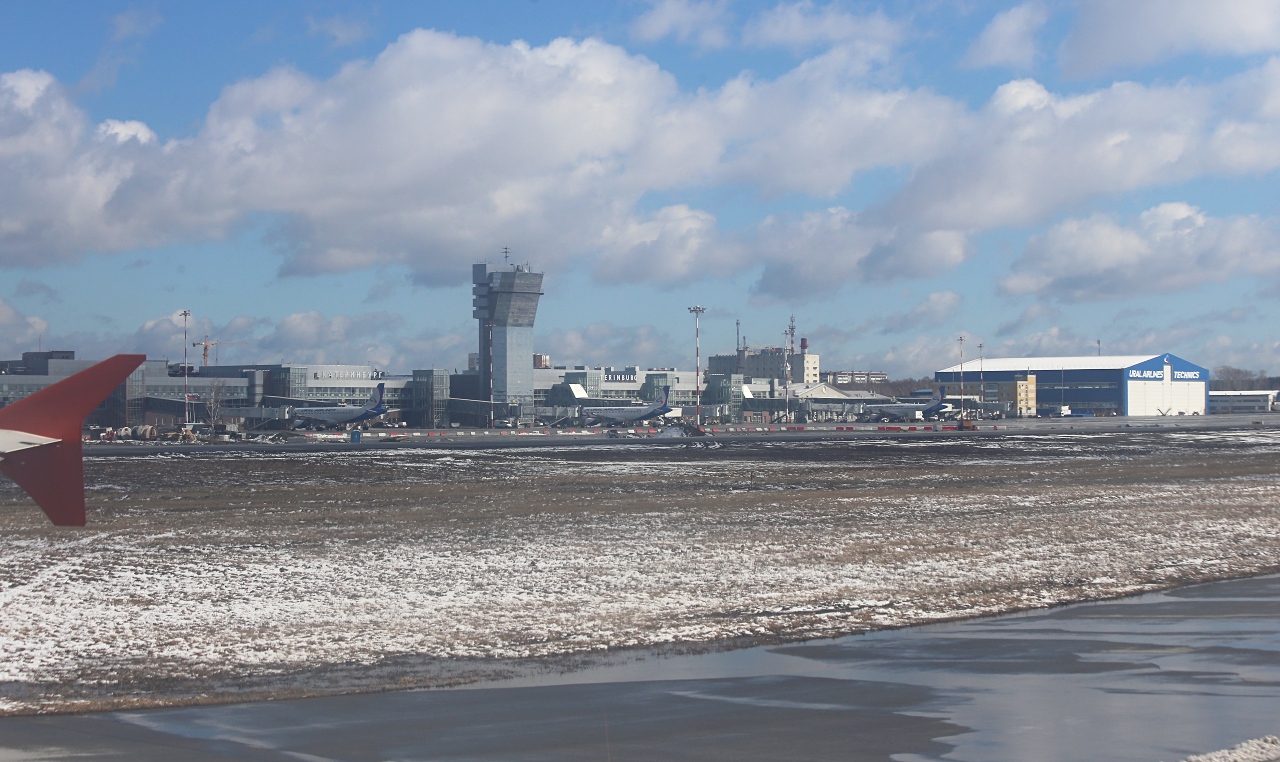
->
582, 406, 665, 423
294, 406, 385, 425
582, 386, 671, 423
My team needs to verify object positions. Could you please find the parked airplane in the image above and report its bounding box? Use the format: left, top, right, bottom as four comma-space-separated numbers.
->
294, 383, 390, 427
583, 386, 672, 424
0, 354, 146, 526
864, 387, 950, 422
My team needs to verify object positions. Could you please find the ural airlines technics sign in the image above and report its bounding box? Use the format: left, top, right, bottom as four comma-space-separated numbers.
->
1127, 369, 1202, 379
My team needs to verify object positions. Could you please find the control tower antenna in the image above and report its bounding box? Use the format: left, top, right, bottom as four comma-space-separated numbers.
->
502, 247, 511, 266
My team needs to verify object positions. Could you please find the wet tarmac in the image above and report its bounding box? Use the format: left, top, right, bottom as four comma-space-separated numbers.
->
2, 575, 1278, 761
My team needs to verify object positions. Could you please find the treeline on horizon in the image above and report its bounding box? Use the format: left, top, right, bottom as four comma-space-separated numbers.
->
1211, 366, 1280, 391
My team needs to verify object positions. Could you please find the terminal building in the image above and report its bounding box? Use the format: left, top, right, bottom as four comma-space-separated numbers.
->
934, 354, 1210, 417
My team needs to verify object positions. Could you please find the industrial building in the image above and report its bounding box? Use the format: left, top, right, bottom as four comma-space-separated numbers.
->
935, 354, 1210, 417
708, 341, 819, 385
1209, 390, 1278, 414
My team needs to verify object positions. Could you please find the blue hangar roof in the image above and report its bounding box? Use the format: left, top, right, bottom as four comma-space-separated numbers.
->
936, 354, 1208, 377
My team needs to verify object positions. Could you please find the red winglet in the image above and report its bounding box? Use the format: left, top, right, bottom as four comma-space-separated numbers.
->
0, 354, 145, 526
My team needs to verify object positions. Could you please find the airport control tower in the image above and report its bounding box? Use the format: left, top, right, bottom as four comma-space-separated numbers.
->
472, 261, 544, 409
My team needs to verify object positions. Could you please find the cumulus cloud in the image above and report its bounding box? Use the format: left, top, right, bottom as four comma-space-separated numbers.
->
1063, 0, 1280, 77
595, 204, 729, 283
12, 308, 470, 372
630, 0, 731, 49
742, 2, 901, 59
256, 311, 404, 366
1003, 202, 1280, 301
878, 78, 1211, 231
881, 291, 963, 334
962, 2, 1049, 70
539, 322, 681, 369
0, 298, 49, 358
7, 25, 1280, 299
746, 211, 969, 298
0, 30, 961, 289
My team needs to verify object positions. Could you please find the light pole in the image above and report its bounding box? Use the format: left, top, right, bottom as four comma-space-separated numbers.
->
180, 309, 192, 425
688, 306, 706, 427
957, 335, 965, 422
978, 342, 984, 414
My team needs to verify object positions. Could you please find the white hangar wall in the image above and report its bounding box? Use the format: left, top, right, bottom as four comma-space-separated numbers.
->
1124, 356, 1207, 416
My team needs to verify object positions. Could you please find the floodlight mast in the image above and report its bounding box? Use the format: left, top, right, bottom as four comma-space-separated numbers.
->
784, 316, 796, 423
688, 306, 706, 426
180, 310, 192, 425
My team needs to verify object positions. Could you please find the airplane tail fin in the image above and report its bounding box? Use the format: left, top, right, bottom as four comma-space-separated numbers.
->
364, 383, 385, 410
935, 386, 945, 403
0, 354, 145, 526
656, 385, 670, 408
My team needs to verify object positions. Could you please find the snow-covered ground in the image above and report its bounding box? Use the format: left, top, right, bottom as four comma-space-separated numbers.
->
2, 430, 1280, 714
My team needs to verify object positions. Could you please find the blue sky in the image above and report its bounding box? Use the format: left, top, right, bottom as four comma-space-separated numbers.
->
2, 0, 1279, 377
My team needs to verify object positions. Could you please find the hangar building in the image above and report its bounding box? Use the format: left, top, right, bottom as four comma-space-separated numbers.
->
934, 354, 1209, 417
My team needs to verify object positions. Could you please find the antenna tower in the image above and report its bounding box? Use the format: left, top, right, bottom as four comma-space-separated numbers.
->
180, 310, 192, 425
784, 316, 797, 422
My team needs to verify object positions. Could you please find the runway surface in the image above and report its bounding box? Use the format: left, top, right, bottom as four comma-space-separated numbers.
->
3, 574, 1278, 761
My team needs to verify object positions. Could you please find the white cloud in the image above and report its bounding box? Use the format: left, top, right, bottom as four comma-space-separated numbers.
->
742, 2, 901, 59
539, 322, 681, 369
111, 8, 162, 42
0, 31, 960, 288
747, 217, 968, 299
307, 15, 372, 48
881, 291, 963, 334
962, 2, 1049, 70
880, 77, 1204, 230
7, 27, 1280, 300
1063, 0, 1280, 76
96, 119, 156, 144
596, 204, 730, 283
630, 0, 731, 49
876, 333, 966, 378
257, 311, 404, 366
0, 298, 49, 358
1003, 202, 1280, 301
996, 302, 1057, 336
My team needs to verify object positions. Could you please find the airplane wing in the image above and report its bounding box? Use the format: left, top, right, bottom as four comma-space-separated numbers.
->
0, 354, 146, 526
0, 430, 60, 454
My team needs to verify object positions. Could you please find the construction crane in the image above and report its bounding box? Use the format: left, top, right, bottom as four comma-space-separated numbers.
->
192, 336, 246, 367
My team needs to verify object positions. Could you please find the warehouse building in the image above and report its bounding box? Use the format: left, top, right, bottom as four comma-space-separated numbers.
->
934, 354, 1209, 417
1209, 390, 1278, 414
